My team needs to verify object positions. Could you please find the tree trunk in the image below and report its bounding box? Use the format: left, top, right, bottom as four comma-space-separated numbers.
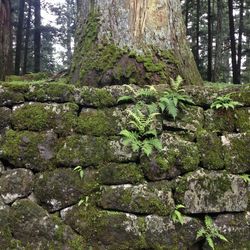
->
23, 0, 32, 74
70, 0, 202, 87
0, 0, 11, 80
34, 0, 41, 73
237, 0, 244, 84
14, 0, 25, 75
195, 0, 200, 69
228, 0, 239, 84
207, 0, 212, 81
213, 0, 223, 82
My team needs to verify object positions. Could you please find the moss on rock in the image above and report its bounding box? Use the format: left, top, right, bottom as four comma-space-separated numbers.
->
197, 130, 224, 170
98, 181, 175, 216
0, 107, 11, 132
62, 205, 147, 250
98, 163, 144, 185
222, 133, 250, 173
175, 169, 248, 213
235, 108, 250, 132
34, 168, 99, 212
56, 135, 110, 167
1, 130, 58, 171
11, 103, 78, 135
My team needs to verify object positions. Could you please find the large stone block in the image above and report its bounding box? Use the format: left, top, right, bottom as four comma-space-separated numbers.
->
175, 170, 248, 213
197, 131, 224, 170
1, 130, 58, 171
11, 102, 78, 135
0, 168, 34, 204
10, 199, 85, 249
98, 181, 174, 216
98, 163, 144, 185
235, 108, 250, 132
145, 215, 202, 249
62, 206, 147, 250
0, 107, 11, 132
222, 133, 250, 173
141, 133, 199, 181
34, 168, 99, 212
0, 85, 24, 107
56, 135, 109, 167
163, 106, 204, 132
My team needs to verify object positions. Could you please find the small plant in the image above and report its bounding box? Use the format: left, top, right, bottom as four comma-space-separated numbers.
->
171, 204, 185, 225
78, 196, 89, 210
159, 76, 194, 120
73, 166, 84, 179
239, 174, 250, 184
196, 216, 228, 250
120, 104, 162, 157
117, 85, 157, 103
211, 94, 243, 110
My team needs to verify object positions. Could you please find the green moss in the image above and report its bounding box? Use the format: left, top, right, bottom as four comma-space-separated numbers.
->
159, 49, 180, 65
2, 130, 57, 171
98, 163, 144, 185
235, 108, 250, 132
56, 135, 109, 167
80, 87, 116, 107
11, 103, 78, 135
196, 131, 224, 170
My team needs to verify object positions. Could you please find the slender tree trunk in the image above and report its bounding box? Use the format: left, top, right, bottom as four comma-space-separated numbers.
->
237, 0, 244, 84
207, 0, 213, 81
213, 0, 223, 81
195, 0, 200, 68
71, 0, 202, 87
0, 0, 11, 80
185, 0, 189, 28
14, 0, 25, 75
23, 0, 32, 74
228, 0, 239, 84
34, 0, 41, 73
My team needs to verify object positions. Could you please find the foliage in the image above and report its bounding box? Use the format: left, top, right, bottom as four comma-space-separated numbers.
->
171, 204, 185, 225
239, 174, 250, 184
73, 166, 84, 179
120, 103, 162, 157
196, 216, 228, 250
211, 94, 243, 110
78, 196, 89, 210
159, 76, 194, 119
117, 85, 157, 104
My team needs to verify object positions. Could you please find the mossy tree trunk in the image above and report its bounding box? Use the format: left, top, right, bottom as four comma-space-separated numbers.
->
0, 0, 11, 81
70, 0, 203, 87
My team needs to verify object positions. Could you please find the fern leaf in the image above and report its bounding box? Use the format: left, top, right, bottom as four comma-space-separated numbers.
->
207, 236, 215, 250
117, 95, 134, 103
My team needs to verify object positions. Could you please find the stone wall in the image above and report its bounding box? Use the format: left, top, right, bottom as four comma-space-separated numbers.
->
0, 81, 249, 249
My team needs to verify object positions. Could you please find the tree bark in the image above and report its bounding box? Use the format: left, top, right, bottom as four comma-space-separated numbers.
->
195, 0, 200, 69
228, 0, 239, 84
207, 0, 212, 81
213, 0, 223, 82
14, 0, 25, 75
34, 0, 41, 73
23, 0, 32, 74
0, 0, 11, 80
70, 0, 202, 87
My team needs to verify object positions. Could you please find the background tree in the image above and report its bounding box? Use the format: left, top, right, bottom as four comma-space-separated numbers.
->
0, 0, 12, 80
34, 0, 41, 72
70, 0, 202, 87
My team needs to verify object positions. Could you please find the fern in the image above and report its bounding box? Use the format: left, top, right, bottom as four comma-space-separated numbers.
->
120, 103, 162, 156
211, 94, 243, 110
73, 166, 84, 179
171, 204, 185, 225
196, 216, 228, 250
239, 174, 250, 184
117, 85, 157, 104
159, 76, 194, 119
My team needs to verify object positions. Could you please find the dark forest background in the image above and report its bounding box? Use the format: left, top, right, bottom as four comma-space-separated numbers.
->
7, 0, 250, 84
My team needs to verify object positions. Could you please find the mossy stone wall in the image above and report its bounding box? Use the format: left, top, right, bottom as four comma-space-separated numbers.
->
0, 81, 249, 249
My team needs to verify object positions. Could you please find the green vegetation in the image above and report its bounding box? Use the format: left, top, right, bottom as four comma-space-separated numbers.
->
196, 216, 228, 250
239, 174, 250, 184
171, 204, 185, 225
74, 166, 84, 179
117, 85, 157, 104
120, 103, 162, 157
159, 76, 194, 119
211, 94, 243, 110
